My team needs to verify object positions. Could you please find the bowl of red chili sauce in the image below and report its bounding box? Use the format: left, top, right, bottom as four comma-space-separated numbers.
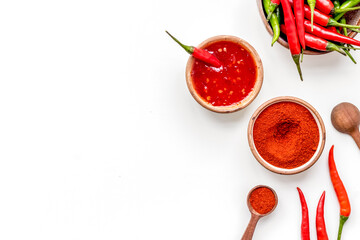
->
247, 96, 326, 175
186, 35, 263, 113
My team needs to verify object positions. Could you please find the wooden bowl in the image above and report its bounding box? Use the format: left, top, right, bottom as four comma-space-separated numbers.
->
256, 0, 360, 55
247, 96, 326, 175
185, 35, 263, 113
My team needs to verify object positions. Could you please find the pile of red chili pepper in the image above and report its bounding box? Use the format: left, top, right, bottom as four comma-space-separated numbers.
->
263, 0, 360, 80
297, 145, 351, 240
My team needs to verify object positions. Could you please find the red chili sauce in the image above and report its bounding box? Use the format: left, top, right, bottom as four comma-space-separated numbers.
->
191, 41, 257, 106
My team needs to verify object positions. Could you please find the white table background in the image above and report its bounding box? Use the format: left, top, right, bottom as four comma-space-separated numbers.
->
0, 0, 360, 239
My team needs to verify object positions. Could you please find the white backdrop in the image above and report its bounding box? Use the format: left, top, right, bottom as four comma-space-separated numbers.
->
0, 0, 360, 239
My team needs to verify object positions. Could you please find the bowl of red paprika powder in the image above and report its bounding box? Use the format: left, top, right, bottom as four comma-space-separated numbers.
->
247, 96, 326, 175
186, 35, 264, 113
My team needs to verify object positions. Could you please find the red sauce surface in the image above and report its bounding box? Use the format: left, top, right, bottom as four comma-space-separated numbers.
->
191, 41, 257, 106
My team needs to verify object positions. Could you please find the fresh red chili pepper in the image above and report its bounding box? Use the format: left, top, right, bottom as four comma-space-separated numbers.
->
267, 0, 281, 20
303, 33, 345, 54
304, 20, 360, 46
281, 0, 303, 81
281, 24, 345, 54
329, 146, 351, 240
298, 2, 360, 29
297, 188, 310, 240
294, 0, 306, 49
327, 26, 338, 33
165, 31, 222, 68
316, 191, 329, 240
315, 0, 334, 15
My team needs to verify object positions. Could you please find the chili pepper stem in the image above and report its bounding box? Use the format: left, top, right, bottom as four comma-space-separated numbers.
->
344, 48, 357, 64
311, 13, 314, 31
335, 6, 360, 13
165, 31, 194, 54
337, 215, 348, 240
339, 46, 360, 50
330, 45, 347, 56
341, 18, 349, 37
329, 19, 360, 29
348, 45, 357, 50
340, 19, 358, 51
348, 28, 360, 33
338, 45, 360, 50
292, 55, 303, 81
307, 0, 316, 31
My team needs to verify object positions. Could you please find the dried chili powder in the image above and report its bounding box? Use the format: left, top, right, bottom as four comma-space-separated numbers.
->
253, 102, 319, 169
249, 187, 276, 215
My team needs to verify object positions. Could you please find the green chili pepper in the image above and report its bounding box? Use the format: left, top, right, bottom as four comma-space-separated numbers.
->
266, 0, 280, 20
263, 0, 280, 46
276, 6, 281, 23
307, 0, 316, 30
335, 0, 360, 21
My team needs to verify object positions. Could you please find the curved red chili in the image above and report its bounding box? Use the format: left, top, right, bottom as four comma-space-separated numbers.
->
192, 48, 222, 68
165, 31, 222, 68
304, 20, 360, 46
281, 24, 345, 55
316, 191, 329, 240
297, 188, 310, 240
280, 0, 303, 80
329, 146, 351, 240
315, 0, 334, 15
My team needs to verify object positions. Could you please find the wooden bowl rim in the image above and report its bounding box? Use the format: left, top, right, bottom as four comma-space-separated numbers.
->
256, 0, 360, 55
246, 185, 278, 217
247, 96, 326, 175
185, 35, 264, 113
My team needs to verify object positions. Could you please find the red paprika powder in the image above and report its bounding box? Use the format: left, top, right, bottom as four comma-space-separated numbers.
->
249, 187, 276, 215
253, 102, 319, 169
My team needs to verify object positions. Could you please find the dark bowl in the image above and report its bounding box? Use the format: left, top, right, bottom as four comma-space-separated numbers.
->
257, 0, 360, 55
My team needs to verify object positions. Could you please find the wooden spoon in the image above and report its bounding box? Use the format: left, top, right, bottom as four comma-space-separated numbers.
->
331, 102, 360, 149
241, 185, 278, 240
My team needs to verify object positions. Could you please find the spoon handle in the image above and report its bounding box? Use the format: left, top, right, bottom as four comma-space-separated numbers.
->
241, 214, 260, 240
350, 129, 360, 150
